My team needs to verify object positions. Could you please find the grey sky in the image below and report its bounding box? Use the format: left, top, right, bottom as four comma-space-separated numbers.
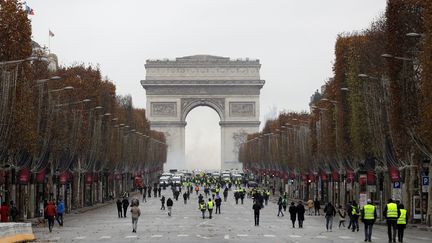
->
29, 0, 386, 169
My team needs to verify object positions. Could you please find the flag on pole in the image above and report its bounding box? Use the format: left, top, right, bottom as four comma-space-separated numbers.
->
49, 30, 55, 37
25, 4, 35, 15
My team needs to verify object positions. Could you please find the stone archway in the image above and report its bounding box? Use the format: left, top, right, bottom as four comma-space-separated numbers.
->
181, 98, 225, 122
141, 55, 265, 170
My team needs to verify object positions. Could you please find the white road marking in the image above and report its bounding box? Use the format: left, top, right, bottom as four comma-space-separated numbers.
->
125, 235, 137, 238
371, 237, 380, 240
74, 236, 86, 240
100, 236, 111, 239
339, 236, 353, 239
184, 216, 189, 219
264, 234, 275, 237
224, 234, 230, 240
196, 234, 210, 239
151, 235, 163, 238
289, 235, 302, 238
237, 234, 248, 237
316, 235, 327, 239
177, 234, 189, 237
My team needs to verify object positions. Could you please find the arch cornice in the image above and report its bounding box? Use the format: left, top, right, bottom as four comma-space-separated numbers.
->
180, 98, 225, 122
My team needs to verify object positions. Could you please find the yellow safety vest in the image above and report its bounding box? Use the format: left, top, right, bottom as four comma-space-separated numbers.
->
386, 203, 398, 218
352, 206, 358, 215
397, 209, 407, 225
207, 201, 214, 209
363, 204, 375, 220
199, 203, 206, 210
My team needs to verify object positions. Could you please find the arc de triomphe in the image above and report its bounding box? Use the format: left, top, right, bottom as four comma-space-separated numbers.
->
141, 55, 264, 170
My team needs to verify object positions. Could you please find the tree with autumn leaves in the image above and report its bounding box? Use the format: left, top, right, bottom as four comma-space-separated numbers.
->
0, 0, 166, 181
240, 0, 432, 224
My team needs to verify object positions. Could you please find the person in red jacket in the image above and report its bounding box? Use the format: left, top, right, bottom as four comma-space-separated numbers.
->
44, 201, 57, 232
0, 202, 9, 222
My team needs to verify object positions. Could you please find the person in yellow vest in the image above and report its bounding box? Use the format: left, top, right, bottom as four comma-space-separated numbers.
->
383, 198, 400, 243
361, 199, 377, 242
207, 198, 214, 219
397, 204, 407, 243
199, 201, 206, 219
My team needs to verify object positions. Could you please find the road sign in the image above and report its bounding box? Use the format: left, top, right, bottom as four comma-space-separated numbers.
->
422, 176, 429, 193
393, 182, 401, 189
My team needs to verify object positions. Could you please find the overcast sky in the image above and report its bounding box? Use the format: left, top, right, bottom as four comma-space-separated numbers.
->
28, 0, 386, 169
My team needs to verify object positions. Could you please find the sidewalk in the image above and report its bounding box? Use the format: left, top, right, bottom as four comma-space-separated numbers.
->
25, 192, 141, 227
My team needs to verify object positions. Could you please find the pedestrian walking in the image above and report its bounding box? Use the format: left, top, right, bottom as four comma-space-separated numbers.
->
324, 202, 336, 231
148, 186, 152, 198
277, 197, 284, 217
264, 190, 270, 206
297, 201, 305, 228
56, 198, 65, 226
240, 189, 245, 204
142, 190, 147, 202
195, 185, 200, 195
158, 187, 161, 197
337, 205, 346, 228
383, 198, 400, 243
223, 187, 228, 202
314, 199, 321, 215
122, 197, 130, 218
289, 202, 297, 228
183, 192, 188, 204
347, 201, 353, 229
153, 186, 158, 197
166, 197, 173, 216
44, 201, 57, 233
361, 199, 377, 242
349, 200, 360, 232
234, 190, 239, 204
198, 193, 204, 205
0, 202, 9, 222
215, 195, 222, 214
207, 198, 214, 219
116, 199, 123, 217
253, 200, 261, 226
199, 200, 206, 219
9, 201, 18, 222
282, 194, 288, 211
160, 196, 166, 210
130, 203, 141, 233
397, 204, 407, 243
307, 199, 314, 216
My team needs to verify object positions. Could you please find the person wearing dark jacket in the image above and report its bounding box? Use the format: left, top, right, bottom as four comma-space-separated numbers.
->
183, 192, 188, 204
297, 201, 305, 228
314, 199, 321, 215
160, 196, 166, 210
166, 197, 173, 216
324, 202, 336, 231
223, 187, 228, 202
383, 198, 400, 243
277, 197, 284, 217
148, 186, 152, 198
122, 198, 130, 218
288, 202, 297, 228
252, 200, 261, 226
153, 186, 158, 197
116, 199, 123, 217
361, 199, 377, 242
215, 195, 222, 214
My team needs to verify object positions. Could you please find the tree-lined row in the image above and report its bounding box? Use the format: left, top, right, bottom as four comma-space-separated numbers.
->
239, 0, 432, 222
0, 0, 166, 180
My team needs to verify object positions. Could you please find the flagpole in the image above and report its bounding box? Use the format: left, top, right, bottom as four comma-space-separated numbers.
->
48, 28, 51, 54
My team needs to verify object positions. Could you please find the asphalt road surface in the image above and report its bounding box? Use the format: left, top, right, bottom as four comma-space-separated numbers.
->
34, 187, 432, 243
